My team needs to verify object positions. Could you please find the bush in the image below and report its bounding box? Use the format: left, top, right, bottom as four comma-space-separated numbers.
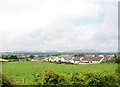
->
1, 74, 15, 87
105, 55, 120, 64
32, 70, 66, 85
84, 72, 119, 86
32, 70, 120, 86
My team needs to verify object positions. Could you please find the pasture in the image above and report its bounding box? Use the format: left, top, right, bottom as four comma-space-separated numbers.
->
2, 61, 118, 85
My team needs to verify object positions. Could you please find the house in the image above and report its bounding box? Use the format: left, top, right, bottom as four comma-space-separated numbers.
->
17, 56, 26, 59
31, 59, 35, 61
101, 55, 112, 62
17, 56, 26, 61
81, 56, 103, 63
69, 57, 74, 64
92, 57, 103, 63
99, 55, 104, 57
48, 58, 52, 62
82, 57, 93, 63
32, 57, 45, 61
60, 57, 65, 62
44, 57, 49, 61
63, 56, 73, 63
54, 57, 60, 62
49, 57, 56, 62
73, 57, 81, 64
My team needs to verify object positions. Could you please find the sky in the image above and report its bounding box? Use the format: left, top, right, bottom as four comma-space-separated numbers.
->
0, 0, 119, 52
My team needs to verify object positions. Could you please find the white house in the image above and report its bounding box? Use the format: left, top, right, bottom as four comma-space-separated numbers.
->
48, 58, 52, 61
55, 57, 60, 62
69, 57, 74, 63
99, 55, 104, 57
60, 57, 65, 62
31, 59, 35, 61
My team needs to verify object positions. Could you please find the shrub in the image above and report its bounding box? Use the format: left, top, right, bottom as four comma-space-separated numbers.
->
32, 70, 119, 86
71, 72, 86, 85
43, 70, 59, 85
33, 70, 66, 85
2, 74, 15, 87
84, 72, 119, 86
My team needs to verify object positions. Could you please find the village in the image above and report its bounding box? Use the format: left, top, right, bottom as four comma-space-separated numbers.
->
31, 54, 114, 64
0, 52, 115, 64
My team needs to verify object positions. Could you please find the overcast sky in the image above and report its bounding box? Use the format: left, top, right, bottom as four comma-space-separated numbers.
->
0, 0, 119, 52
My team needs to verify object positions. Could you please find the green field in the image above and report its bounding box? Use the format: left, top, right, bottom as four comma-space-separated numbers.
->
2, 61, 118, 85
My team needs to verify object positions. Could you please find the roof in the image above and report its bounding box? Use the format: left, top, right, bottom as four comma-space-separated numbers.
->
63, 56, 72, 61
33, 57, 45, 60
102, 56, 111, 61
17, 56, 25, 59
73, 57, 80, 61
82, 57, 102, 61
93, 57, 102, 61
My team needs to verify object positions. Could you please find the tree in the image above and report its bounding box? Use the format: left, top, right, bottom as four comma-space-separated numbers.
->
29, 54, 34, 59
2, 55, 8, 59
9, 55, 17, 59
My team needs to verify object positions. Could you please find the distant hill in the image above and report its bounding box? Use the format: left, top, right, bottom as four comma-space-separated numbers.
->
44, 50, 59, 53
14, 51, 43, 54
67, 49, 100, 53
14, 49, 117, 54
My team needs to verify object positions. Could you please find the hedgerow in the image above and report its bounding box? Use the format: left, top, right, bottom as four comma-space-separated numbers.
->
31, 70, 119, 86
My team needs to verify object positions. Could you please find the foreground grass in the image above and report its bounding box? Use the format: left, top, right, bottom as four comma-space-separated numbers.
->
2, 61, 118, 85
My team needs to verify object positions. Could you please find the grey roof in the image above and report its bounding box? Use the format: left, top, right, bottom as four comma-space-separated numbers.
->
33, 57, 45, 60
82, 57, 102, 61
102, 56, 111, 61
63, 56, 72, 61
93, 57, 102, 61
73, 57, 80, 61
17, 56, 25, 59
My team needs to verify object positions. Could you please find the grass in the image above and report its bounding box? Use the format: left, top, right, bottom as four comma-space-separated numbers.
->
2, 61, 118, 85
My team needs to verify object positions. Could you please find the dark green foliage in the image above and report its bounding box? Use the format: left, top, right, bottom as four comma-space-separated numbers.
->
71, 72, 85, 85
107, 58, 120, 63
84, 72, 119, 86
2, 55, 18, 60
2, 55, 9, 59
74, 54, 84, 57
32, 70, 119, 86
2, 74, 15, 87
29, 54, 35, 59
33, 70, 66, 85
9, 55, 17, 59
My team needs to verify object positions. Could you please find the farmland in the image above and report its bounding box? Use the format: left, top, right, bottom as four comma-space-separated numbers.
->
2, 61, 118, 85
